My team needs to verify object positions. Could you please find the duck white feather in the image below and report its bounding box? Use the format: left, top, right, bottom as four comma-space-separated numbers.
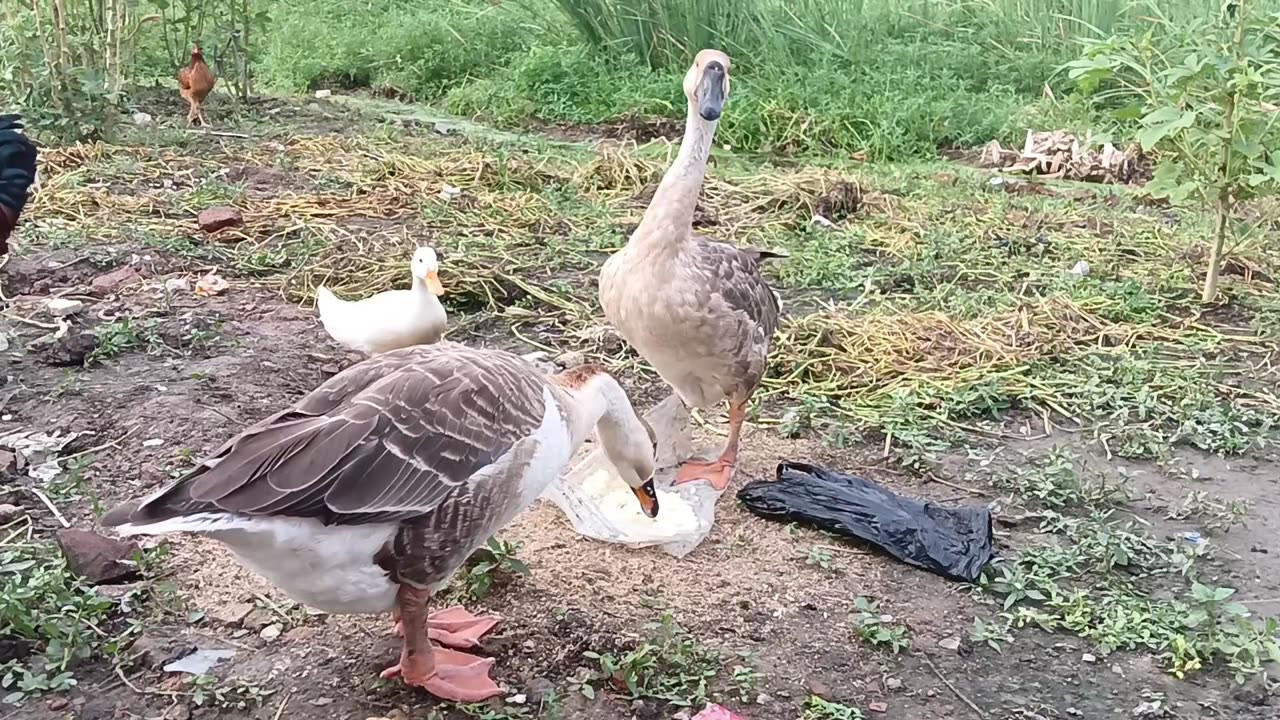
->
317, 246, 448, 355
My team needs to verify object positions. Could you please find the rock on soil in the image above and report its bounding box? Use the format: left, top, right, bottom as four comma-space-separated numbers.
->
56, 528, 141, 584
35, 331, 97, 367
90, 265, 143, 296
197, 206, 244, 233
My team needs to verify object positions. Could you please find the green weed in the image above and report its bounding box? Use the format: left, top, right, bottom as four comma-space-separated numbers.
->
850, 598, 911, 654
581, 613, 745, 707
461, 538, 530, 600
802, 695, 863, 720
0, 524, 139, 704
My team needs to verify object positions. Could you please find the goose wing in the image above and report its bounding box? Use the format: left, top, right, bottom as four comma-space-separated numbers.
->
102, 343, 549, 527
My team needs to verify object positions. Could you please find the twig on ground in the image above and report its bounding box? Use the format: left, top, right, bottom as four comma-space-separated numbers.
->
62, 427, 139, 462
925, 473, 990, 497
922, 655, 987, 719
25, 487, 71, 528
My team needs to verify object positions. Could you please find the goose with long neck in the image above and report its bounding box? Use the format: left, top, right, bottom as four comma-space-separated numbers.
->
599, 49, 783, 492
99, 343, 658, 702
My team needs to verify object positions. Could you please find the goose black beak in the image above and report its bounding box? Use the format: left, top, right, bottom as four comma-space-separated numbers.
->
633, 478, 660, 518
698, 61, 726, 122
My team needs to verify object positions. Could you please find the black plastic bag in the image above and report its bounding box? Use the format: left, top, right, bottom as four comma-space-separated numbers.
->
737, 461, 994, 582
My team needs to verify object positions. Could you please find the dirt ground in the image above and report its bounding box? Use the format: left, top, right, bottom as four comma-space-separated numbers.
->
3, 97, 1279, 720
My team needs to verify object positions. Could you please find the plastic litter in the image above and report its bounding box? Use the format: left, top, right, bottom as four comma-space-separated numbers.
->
163, 648, 236, 675
737, 461, 994, 582
542, 394, 720, 558
691, 704, 747, 720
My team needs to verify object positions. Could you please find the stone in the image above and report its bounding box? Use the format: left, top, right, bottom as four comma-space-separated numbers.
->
283, 626, 317, 643
90, 265, 143, 296
805, 678, 832, 700
36, 331, 97, 367
197, 207, 244, 233
56, 529, 140, 584
132, 112, 154, 126
260, 623, 283, 641
242, 608, 275, 630
208, 602, 255, 627
47, 298, 83, 317
885, 677, 903, 690
938, 637, 962, 651
314, 89, 332, 99
0, 503, 24, 523
47, 697, 69, 711
525, 677, 555, 705
128, 631, 197, 670
869, 701, 888, 713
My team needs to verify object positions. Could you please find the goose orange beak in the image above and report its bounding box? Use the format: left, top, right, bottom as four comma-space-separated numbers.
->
632, 479, 659, 518
425, 269, 444, 296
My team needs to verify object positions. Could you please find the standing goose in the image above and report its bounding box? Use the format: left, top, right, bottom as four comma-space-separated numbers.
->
101, 343, 658, 702
599, 49, 782, 492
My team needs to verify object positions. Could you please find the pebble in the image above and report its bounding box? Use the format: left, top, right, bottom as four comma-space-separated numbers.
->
143, 438, 165, 447
47, 298, 83, 317
938, 637, 961, 651
755, 693, 772, 704
260, 623, 283, 641
1110, 664, 1124, 675
885, 677, 903, 690
132, 111, 154, 126
315, 89, 332, 99
506, 693, 526, 705
0, 503, 25, 523
1082, 652, 1097, 663
805, 678, 832, 700
47, 698, 69, 711
869, 701, 888, 713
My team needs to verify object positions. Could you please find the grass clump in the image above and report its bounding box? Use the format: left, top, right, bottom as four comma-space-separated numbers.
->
980, 450, 1280, 684
0, 521, 139, 703
578, 613, 754, 708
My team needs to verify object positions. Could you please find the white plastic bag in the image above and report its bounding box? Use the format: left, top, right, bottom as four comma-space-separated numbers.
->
541, 394, 721, 558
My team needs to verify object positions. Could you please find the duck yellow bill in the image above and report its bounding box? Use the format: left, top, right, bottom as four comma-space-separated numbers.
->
632, 479, 659, 518
425, 269, 445, 296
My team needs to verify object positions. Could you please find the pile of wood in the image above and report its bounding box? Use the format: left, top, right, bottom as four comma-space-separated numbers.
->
979, 130, 1150, 185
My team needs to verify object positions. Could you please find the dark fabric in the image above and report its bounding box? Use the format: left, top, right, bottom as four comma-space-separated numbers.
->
738, 461, 995, 582
0, 115, 38, 252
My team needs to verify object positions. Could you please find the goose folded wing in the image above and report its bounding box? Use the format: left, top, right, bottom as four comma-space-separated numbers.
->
107, 348, 548, 527
691, 237, 782, 336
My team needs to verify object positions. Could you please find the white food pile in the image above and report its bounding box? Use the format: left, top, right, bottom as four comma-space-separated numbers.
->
577, 462, 699, 541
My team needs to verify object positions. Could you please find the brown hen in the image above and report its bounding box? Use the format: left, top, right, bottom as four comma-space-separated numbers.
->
178, 45, 216, 127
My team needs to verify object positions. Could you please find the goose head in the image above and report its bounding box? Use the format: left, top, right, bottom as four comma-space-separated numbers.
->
683, 49, 732, 122
553, 365, 660, 518
412, 246, 445, 296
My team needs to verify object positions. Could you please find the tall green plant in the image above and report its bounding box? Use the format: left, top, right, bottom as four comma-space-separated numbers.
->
533, 0, 766, 68
1067, 0, 1280, 301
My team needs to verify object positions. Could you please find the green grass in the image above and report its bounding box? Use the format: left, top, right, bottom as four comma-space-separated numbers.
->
976, 448, 1280, 684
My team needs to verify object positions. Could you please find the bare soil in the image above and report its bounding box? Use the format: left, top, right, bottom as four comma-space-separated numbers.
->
3, 104, 1278, 720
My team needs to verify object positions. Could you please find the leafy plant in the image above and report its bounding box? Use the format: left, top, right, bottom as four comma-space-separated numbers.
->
462, 538, 529, 600
1067, 1, 1280, 300
0, 526, 136, 703
850, 597, 911, 653
804, 546, 834, 570
802, 695, 863, 720
581, 613, 732, 707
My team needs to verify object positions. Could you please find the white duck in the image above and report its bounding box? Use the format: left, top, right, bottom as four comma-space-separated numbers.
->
100, 343, 658, 702
599, 49, 783, 492
316, 246, 448, 355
